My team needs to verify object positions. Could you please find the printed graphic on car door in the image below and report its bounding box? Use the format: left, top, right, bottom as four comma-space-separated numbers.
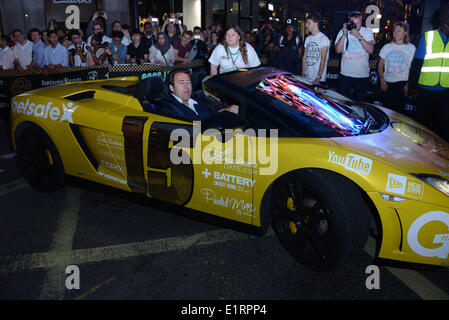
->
191, 127, 256, 224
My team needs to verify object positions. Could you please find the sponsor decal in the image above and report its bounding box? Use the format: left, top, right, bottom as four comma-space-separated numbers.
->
407, 211, 449, 259
386, 173, 424, 199
11, 98, 78, 123
96, 135, 124, 150
100, 160, 126, 175
328, 150, 373, 175
202, 168, 255, 193
200, 188, 256, 218
41, 77, 82, 87
98, 170, 127, 185
97, 149, 125, 161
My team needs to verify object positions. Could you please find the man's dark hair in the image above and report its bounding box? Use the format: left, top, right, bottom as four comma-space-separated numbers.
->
182, 30, 194, 38
306, 12, 322, 24
130, 28, 141, 36
193, 26, 202, 32
144, 21, 151, 27
167, 68, 192, 86
28, 27, 40, 37
0, 34, 9, 44
112, 30, 124, 39
69, 29, 81, 38
11, 29, 23, 36
112, 20, 122, 28
47, 30, 58, 37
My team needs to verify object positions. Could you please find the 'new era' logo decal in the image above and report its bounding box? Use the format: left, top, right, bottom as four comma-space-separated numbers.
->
386, 173, 424, 199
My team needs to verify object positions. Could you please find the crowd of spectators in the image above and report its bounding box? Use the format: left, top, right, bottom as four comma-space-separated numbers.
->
0, 10, 311, 72
2, 7, 448, 140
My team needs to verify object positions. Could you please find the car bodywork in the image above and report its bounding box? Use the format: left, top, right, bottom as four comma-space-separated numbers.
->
10, 67, 449, 270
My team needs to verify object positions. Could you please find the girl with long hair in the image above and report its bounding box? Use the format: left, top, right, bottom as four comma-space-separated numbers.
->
377, 21, 416, 112
208, 25, 260, 75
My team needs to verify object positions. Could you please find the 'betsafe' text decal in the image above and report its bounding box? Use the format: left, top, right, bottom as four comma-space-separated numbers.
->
12, 98, 78, 124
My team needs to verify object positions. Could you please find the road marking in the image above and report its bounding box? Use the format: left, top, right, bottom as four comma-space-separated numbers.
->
0, 153, 16, 159
364, 237, 449, 300
0, 228, 275, 273
74, 276, 116, 300
39, 187, 83, 300
0, 179, 28, 197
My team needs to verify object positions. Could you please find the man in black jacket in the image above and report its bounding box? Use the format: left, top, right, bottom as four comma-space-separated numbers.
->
167, 69, 238, 120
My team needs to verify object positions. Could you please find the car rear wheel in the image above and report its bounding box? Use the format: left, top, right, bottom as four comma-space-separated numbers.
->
16, 125, 65, 192
271, 169, 370, 272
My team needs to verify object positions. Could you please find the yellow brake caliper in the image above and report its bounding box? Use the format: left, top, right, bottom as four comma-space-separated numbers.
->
287, 197, 298, 234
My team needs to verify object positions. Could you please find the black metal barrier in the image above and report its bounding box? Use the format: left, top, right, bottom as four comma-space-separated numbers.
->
0, 60, 206, 103
0, 59, 416, 117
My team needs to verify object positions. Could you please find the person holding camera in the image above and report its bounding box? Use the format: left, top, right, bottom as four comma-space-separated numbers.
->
162, 13, 184, 45
86, 34, 109, 66
126, 29, 149, 64
190, 26, 208, 60
87, 11, 112, 39
335, 11, 374, 101
87, 22, 112, 49
68, 30, 88, 66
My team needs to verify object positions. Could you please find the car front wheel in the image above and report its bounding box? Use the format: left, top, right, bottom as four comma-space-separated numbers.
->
271, 169, 370, 272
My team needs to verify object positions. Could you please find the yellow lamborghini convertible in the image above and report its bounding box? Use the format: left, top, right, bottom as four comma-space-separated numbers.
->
10, 67, 449, 271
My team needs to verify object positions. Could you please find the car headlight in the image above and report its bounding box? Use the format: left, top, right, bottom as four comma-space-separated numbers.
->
412, 174, 449, 197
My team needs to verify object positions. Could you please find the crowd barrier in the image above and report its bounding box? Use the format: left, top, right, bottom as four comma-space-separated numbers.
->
0, 59, 416, 116
0, 60, 206, 102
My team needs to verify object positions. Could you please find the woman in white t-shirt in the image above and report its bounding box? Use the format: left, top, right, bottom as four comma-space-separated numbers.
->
378, 21, 416, 112
209, 25, 261, 75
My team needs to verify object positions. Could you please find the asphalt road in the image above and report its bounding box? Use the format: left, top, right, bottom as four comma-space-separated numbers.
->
0, 110, 448, 302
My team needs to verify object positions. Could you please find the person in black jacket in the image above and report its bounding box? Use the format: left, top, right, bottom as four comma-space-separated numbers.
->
167, 69, 238, 120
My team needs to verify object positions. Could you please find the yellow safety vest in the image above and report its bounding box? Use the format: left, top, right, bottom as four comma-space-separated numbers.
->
418, 30, 449, 88
418, 30, 449, 87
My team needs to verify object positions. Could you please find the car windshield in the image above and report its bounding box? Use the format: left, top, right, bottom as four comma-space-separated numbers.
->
256, 74, 367, 136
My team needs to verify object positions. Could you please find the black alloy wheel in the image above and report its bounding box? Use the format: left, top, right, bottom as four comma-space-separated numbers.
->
271, 169, 370, 272
16, 125, 66, 192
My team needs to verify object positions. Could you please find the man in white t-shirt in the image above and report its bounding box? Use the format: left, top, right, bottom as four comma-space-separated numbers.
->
302, 12, 330, 84
335, 11, 374, 100
12, 29, 33, 70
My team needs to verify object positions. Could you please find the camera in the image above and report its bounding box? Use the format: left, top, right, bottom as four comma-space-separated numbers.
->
98, 11, 104, 16
346, 20, 357, 31
98, 42, 109, 49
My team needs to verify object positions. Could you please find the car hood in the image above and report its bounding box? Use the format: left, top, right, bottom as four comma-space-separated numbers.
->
330, 107, 449, 178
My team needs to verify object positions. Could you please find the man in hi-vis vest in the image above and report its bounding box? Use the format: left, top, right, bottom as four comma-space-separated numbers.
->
409, 4, 449, 143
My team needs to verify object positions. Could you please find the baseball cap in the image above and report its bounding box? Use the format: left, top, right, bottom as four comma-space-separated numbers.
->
348, 11, 362, 19
285, 18, 297, 27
